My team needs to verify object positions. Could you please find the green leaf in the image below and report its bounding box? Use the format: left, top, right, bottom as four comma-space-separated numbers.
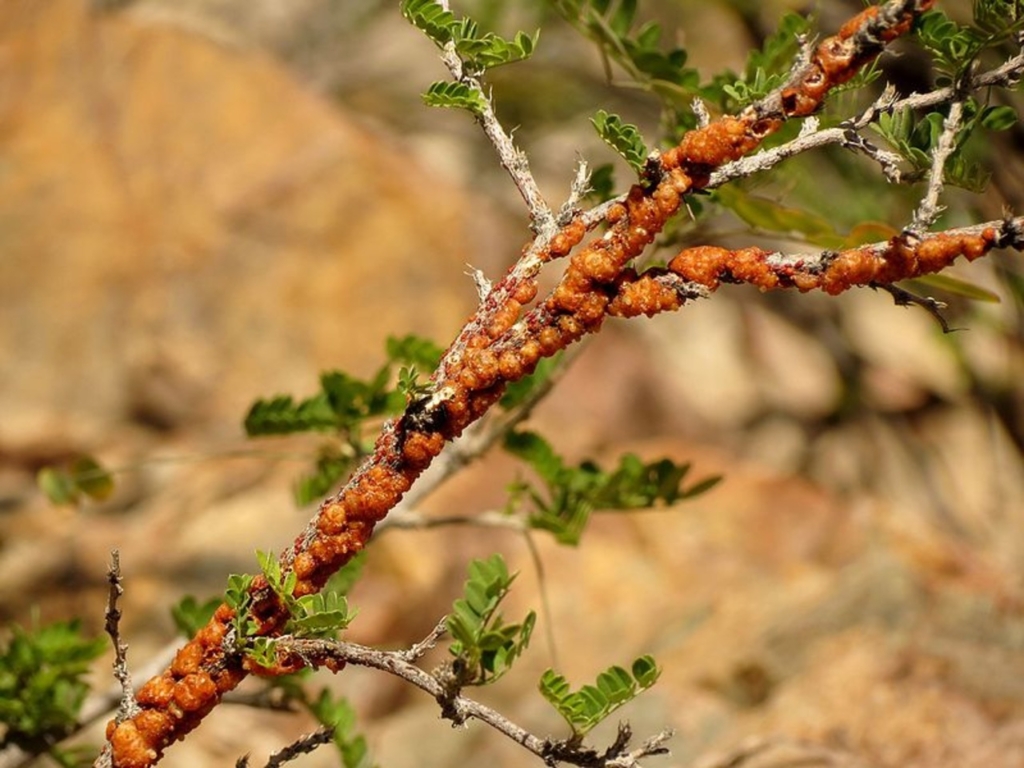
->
631, 654, 661, 687
307, 690, 376, 768
244, 393, 339, 436
248, 638, 278, 668
714, 186, 841, 246
591, 109, 649, 173
0, 620, 106, 745
225, 573, 255, 645
423, 81, 487, 114
171, 595, 221, 638
324, 551, 367, 597
70, 456, 114, 501
455, 28, 540, 72
907, 274, 1002, 303
37, 467, 79, 506
226, 574, 254, 611
446, 555, 532, 684
505, 430, 720, 546
400, 0, 459, 46
291, 593, 356, 637
256, 550, 283, 591
980, 105, 1018, 131
503, 430, 566, 486
586, 163, 616, 203
320, 371, 389, 423
609, 0, 636, 37
538, 656, 660, 736
37, 455, 115, 506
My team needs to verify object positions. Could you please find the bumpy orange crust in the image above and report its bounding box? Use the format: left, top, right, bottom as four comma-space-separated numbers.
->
107, 3, 941, 766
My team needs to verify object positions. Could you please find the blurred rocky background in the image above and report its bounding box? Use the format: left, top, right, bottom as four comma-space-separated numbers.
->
2, 1, 1024, 767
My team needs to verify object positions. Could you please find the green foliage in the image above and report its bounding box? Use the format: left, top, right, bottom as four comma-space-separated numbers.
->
242, 393, 339, 436
324, 550, 368, 598
37, 455, 114, 506
245, 334, 442, 439
245, 333, 443, 505
0, 620, 106, 747
400, 0, 458, 46
423, 81, 488, 114
914, 6, 1024, 79
447, 555, 535, 685
247, 637, 279, 669
307, 689, 375, 768
552, 0, 699, 96
503, 430, 721, 545
721, 13, 811, 106
386, 335, 445, 372
402, 0, 538, 118
973, 0, 1024, 34
171, 595, 221, 638
295, 446, 355, 507
256, 550, 357, 640
871, 99, 1017, 192
714, 186, 844, 247
909, 273, 1002, 303
591, 109, 649, 173
225, 573, 257, 648
453, 23, 538, 73
539, 655, 660, 736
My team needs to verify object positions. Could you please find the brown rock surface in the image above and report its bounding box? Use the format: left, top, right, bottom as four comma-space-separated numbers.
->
0, 0, 491, 624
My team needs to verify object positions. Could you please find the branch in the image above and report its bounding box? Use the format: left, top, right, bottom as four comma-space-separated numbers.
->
709, 52, 1024, 191
271, 635, 671, 768
102, 4, 1004, 768
907, 93, 966, 234
235, 726, 334, 768
105, 551, 139, 723
432, 7, 554, 234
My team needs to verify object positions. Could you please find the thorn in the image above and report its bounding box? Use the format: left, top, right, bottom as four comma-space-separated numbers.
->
465, 266, 492, 302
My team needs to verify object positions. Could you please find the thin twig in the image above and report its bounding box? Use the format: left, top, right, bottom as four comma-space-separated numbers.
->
105, 551, 139, 723
908, 95, 966, 233
558, 159, 593, 226
273, 635, 671, 768
872, 282, 953, 332
236, 726, 335, 768
432, 1, 554, 234
708, 56, 1024, 191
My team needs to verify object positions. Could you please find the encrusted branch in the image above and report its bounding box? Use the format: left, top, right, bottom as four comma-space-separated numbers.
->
709, 51, 1024, 191
97, 3, 1024, 767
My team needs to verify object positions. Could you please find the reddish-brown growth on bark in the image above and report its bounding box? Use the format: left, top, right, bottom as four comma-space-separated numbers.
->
103, 3, 986, 766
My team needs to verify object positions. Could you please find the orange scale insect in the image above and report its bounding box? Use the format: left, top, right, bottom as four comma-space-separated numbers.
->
605, 202, 628, 224
171, 643, 204, 677
109, 721, 159, 768
318, 501, 348, 536
173, 672, 218, 713
513, 280, 538, 305
136, 675, 176, 708
498, 349, 523, 380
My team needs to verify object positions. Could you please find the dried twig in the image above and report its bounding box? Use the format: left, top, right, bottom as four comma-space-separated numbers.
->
235, 726, 335, 768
